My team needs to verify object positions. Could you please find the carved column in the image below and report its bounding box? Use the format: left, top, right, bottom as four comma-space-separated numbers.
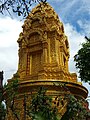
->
48, 38, 51, 63
55, 39, 59, 64
29, 55, 32, 75
60, 46, 64, 66
66, 58, 69, 72
42, 42, 48, 63
26, 52, 30, 75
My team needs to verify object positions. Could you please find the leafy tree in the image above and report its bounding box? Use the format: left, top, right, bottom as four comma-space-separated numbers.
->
61, 94, 88, 120
26, 87, 58, 120
0, 71, 6, 120
1, 79, 19, 120
0, 0, 47, 18
0, 102, 6, 120
0, 89, 6, 120
74, 36, 90, 83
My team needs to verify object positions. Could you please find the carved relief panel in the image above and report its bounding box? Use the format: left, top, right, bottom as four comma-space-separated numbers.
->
28, 32, 40, 44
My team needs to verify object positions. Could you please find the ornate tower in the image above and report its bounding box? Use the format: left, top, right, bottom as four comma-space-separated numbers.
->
7, 2, 88, 119
17, 3, 76, 82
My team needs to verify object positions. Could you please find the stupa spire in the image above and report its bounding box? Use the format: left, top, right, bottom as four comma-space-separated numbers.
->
17, 3, 77, 82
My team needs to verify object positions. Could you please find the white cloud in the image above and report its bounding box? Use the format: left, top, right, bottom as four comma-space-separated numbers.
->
64, 23, 85, 56
77, 20, 90, 35
0, 17, 23, 47
64, 23, 85, 73
0, 17, 23, 83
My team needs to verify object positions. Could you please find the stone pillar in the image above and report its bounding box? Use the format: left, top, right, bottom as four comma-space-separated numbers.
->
26, 53, 30, 75
48, 38, 51, 63
29, 55, 32, 75
60, 46, 64, 66
55, 39, 59, 64
66, 59, 69, 72
42, 42, 48, 63
0, 71, 3, 103
0, 71, 3, 88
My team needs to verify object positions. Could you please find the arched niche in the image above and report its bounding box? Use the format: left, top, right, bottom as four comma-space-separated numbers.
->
28, 32, 41, 44
31, 17, 42, 28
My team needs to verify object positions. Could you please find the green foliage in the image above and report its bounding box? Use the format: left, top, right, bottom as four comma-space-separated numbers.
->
61, 94, 88, 120
3, 79, 19, 120
4, 79, 19, 101
74, 36, 90, 83
0, 102, 6, 120
0, 87, 6, 120
27, 87, 58, 120
0, 0, 47, 18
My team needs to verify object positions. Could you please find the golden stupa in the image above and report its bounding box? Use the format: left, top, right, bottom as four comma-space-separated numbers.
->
6, 2, 88, 119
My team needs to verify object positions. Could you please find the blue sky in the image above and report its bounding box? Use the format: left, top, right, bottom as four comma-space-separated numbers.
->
50, 0, 90, 35
0, 0, 90, 103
